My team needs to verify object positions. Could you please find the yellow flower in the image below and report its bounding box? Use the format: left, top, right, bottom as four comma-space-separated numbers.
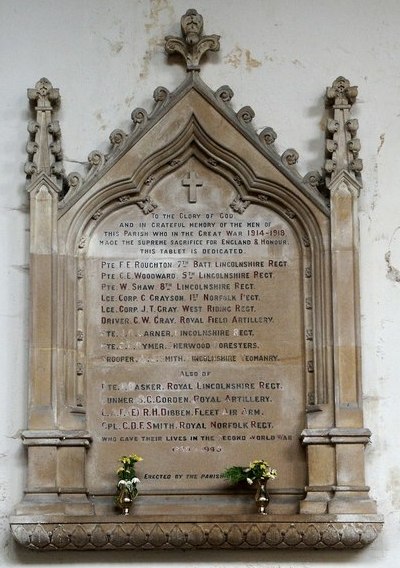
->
128, 453, 143, 462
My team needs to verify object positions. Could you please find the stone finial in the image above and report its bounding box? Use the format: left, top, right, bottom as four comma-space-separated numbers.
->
325, 76, 362, 187
25, 78, 64, 189
326, 76, 358, 107
27, 77, 60, 109
165, 9, 220, 71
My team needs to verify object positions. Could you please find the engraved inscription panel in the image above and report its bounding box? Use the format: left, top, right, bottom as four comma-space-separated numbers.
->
85, 164, 306, 493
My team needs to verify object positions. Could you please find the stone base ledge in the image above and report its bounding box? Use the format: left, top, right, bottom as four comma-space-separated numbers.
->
10, 514, 383, 550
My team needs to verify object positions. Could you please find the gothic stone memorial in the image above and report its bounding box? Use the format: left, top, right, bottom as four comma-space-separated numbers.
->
11, 10, 383, 551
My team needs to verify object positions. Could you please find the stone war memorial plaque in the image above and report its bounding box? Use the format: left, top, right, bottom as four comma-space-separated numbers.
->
11, 10, 382, 551
86, 165, 305, 495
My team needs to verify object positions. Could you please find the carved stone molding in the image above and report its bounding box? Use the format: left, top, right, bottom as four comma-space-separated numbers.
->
10, 517, 382, 550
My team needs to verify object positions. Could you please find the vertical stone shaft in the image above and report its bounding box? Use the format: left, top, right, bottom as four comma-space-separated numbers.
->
26, 79, 62, 429
325, 77, 375, 513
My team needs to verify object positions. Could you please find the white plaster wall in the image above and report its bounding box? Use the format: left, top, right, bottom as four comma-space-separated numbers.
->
0, 0, 399, 565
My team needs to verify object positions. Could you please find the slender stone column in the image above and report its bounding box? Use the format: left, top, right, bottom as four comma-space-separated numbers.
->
325, 77, 376, 513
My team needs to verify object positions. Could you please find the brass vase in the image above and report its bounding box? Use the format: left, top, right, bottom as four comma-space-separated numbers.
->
116, 480, 138, 515
255, 478, 270, 514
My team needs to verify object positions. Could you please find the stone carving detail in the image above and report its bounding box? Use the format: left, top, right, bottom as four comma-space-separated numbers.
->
153, 86, 171, 106
137, 197, 157, 215
230, 196, 250, 214
25, 78, 64, 189
67, 172, 83, 192
108, 129, 128, 159
281, 149, 299, 167
131, 108, 148, 131
182, 171, 203, 203
87, 150, 106, 182
78, 236, 86, 250
18, 13, 381, 554
325, 76, 363, 185
259, 127, 277, 146
119, 195, 132, 203
165, 9, 220, 71
303, 171, 322, 192
215, 85, 234, 103
92, 209, 103, 220
10, 521, 382, 550
237, 106, 255, 126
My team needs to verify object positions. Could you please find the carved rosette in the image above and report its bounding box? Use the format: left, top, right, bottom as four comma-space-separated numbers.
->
136, 197, 158, 215
11, 520, 382, 550
230, 196, 250, 214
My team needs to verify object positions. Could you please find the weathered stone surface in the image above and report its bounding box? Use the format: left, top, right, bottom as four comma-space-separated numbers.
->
11, 9, 382, 552
10, 518, 382, 550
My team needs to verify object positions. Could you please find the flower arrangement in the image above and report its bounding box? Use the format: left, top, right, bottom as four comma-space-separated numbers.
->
222, 459, 277, 514
115, 453, 143, 514
222, 459, 277, 486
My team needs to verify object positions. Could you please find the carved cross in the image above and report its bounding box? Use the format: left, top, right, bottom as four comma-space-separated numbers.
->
182, 171, 203, 203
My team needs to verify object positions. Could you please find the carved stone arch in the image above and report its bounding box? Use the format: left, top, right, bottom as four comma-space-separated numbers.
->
12, 10, 382, 551
57, 95, 333, 435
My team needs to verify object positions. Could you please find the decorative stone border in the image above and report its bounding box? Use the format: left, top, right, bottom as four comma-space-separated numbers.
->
11, 517, 383, 550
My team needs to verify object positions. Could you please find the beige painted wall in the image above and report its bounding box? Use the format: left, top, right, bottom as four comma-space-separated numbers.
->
0, 0, 398, 565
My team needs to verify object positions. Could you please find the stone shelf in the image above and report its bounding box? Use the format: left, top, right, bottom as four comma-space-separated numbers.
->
11, 514, 383, 550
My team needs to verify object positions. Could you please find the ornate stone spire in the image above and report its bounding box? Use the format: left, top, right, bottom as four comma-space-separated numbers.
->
165, 9, 220, 71
325, 76, 362, 189
25, 77, 64, 190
